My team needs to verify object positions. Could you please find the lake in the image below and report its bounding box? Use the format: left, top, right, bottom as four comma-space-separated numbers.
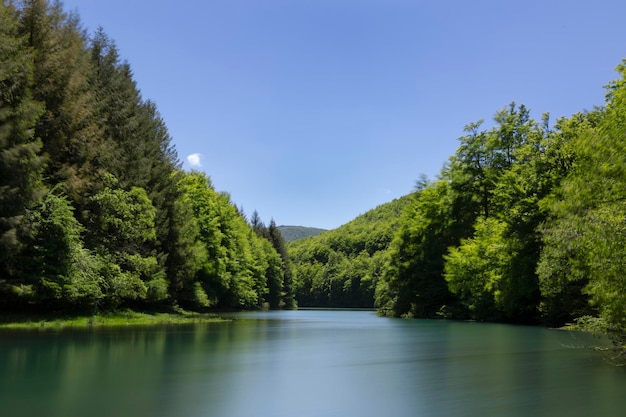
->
1, 309, 625, 417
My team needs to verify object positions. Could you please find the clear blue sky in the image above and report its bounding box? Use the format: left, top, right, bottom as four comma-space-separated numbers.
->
62, 0, 626, 230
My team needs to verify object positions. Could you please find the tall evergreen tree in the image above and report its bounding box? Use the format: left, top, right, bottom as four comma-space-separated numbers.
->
89, 28, 143, 188
268, 219, 295, 308
0, 2, 45, 285
250, 210, 269, 239
17, 0, 104, 201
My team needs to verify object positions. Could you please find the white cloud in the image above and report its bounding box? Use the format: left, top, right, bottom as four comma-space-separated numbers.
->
186, 153, 202, 167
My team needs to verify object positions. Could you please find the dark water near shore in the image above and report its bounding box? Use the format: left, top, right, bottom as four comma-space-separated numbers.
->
1, 310, 625, 417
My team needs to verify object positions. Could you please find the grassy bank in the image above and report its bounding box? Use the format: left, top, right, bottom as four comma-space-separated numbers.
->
0, 310, 226, 330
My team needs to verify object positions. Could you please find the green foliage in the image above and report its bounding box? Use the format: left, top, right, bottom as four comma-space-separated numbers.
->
176, 172, 229, 307
17, 0, 105, 201
85, 177, 157, 250
290, 196, 410, 308
378, 104, 553, 322
0, 1, 45, 275
244, 211, 295, 309
268, 219, 294, 308
444, 217, 511, 320
537, 62, 626, 351
375, 179, 466, 318
441, 105, 548, 322
277, 225, 327, 242
159, 177, 206, 302
80, 176, 162, 307
177, 171, 288, 310
10, 191, 102, 309
536, 112, 602, 326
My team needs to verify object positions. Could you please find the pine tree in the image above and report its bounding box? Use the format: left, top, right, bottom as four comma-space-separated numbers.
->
268, 219, 295, 308
89, 28, 143, 188
0, 2, 45, 283
250, 210, 269, 239
17, 0, 104, 201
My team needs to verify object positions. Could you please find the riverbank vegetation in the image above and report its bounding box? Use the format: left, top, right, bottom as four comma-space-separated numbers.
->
288, 63, 626, 356
0, 0, 294, 316
0, 310, 225, 330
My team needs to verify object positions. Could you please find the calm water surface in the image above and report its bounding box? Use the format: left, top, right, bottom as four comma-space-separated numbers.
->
1, 310, 625, 417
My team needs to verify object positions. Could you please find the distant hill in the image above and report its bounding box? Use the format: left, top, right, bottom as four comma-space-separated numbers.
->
287, 194, 413, 308
278, 226, 327, 242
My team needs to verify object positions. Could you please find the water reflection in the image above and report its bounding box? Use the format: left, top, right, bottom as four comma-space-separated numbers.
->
0, 311, 624, 417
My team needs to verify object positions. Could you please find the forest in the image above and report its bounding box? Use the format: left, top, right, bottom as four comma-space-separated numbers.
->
3, 0, 626, 355
0, 0, 295, 313
288, 64, 626, 352
289, 196, 409, 308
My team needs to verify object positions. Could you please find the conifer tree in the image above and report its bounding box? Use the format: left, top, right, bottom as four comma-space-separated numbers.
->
250, 210, 269, 239
0, 2, 45, 284
89, 28, 143, 188
268, 219, 295, 308
17, 0, 104, 201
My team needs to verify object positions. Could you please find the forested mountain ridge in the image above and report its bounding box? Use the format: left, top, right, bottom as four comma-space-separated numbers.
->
0, 0, 294, 313
288, 196, 411, 308
277, 226, 327, 242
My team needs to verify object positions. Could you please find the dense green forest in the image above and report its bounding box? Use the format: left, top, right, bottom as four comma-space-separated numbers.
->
371, 102, 604, 326
289, 61, 626, 351
0, 0, 295, 313
288, 196, 410, 307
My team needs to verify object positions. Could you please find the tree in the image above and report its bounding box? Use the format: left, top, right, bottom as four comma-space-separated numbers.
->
178, 171, 274, 310
444, 217, 512, 321
268, 219, 295, 308
534, 112, 601, 325
83, 174, 166, 308
249, 213, 295, 309
17, 0, 105, 201
159, 175, 206, 306
289, 196, 409, 309
0, 1, 45, 282
177, 171, 227, 308
250, 210, 269, 239
539, 62, 626, 347
440, 104, 546, 322
449, 103, 535, 220
375, 178, 464, 318
14, 190, 102, 310
89, 29, 195, 301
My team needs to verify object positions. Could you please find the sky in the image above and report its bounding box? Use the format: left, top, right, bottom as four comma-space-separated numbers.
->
62, 0, 626, 230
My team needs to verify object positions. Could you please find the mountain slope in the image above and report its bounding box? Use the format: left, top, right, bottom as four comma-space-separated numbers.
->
288, 194, 412, 308
278, 226, 327, 243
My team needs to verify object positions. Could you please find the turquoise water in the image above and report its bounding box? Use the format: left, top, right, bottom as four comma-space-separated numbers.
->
1, 310, 625, 417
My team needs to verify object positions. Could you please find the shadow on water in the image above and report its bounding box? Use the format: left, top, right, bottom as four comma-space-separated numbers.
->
1, 310, 624, 417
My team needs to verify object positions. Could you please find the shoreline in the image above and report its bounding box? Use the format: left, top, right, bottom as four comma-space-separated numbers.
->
0, 310, 227, 331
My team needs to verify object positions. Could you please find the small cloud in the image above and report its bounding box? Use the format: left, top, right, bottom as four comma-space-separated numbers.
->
186, 153, 202, 167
